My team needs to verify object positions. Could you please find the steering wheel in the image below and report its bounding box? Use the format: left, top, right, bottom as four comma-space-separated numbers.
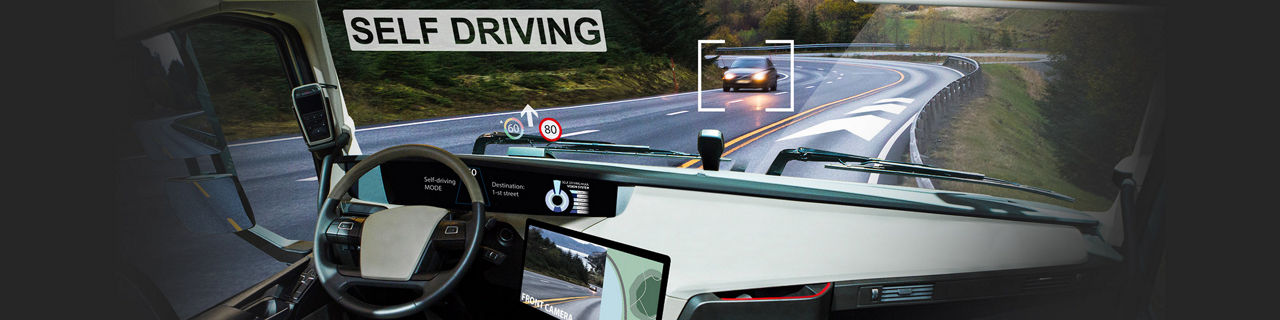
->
313, 144, 486, 318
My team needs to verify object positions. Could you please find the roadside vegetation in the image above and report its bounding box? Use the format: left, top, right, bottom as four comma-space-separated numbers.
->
924, 64, 1111, 210
918, 10, 1163, 211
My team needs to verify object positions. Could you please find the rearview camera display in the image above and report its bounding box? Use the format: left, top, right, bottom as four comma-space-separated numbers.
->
521, 220, 669, 320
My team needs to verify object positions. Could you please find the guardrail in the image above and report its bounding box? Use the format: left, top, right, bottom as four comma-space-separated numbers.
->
715, 43, 907, 52
909, 55, 981, 189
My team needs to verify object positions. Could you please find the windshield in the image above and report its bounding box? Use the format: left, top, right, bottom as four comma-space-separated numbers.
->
730, 58, 768, 68
213, 1, 1163, 211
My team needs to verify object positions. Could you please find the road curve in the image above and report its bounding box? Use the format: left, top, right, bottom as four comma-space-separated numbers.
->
220, 56, 962, 241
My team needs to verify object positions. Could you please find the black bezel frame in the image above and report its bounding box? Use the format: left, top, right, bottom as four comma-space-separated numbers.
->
520, 218, 672, 320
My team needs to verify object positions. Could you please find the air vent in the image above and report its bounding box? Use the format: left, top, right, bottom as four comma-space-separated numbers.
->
1022, 274, 1079, 292
871, 284, 933, 303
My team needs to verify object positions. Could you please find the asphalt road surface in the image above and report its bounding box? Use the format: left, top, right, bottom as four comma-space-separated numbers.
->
523, 270, 602, 320
117, 56, 963, 318
226, 56, 961, 241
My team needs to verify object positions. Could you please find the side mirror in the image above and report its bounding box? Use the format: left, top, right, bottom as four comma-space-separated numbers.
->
697, 129, 724, 171
291, 83, 345, 151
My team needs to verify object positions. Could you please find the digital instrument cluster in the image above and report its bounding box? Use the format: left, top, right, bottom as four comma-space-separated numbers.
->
348, 158, 620, 217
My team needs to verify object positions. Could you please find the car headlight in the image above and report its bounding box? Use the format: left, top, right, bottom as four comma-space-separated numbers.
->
724, 73, 736, 80
752, 72, 767, 81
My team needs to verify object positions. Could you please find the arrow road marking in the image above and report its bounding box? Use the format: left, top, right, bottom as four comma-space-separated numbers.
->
776, 115, 892, 142
846, 103, 907, 115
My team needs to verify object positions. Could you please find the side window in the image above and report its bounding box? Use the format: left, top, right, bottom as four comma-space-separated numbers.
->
186, 23, 297, 142
118, 19, 317, 318
183, 22, 319, 241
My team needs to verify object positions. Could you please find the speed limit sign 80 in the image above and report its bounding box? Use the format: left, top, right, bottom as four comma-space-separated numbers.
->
539, 118, 562, 142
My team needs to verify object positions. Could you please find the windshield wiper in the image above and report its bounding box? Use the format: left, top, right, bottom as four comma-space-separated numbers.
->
767, 147, 1074, 202
471, 131, 730, 162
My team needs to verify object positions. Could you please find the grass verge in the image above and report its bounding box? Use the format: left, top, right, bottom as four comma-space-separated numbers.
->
923, 63, 1112, 211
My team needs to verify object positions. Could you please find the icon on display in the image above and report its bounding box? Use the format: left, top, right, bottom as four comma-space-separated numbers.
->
545, 180, 570, 213
520, 104, 540, 127
502, 117, 524, 139
539, 118, 562, 142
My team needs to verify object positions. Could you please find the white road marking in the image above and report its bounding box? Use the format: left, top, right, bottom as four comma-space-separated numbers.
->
846, 104, 907, 115
297, 176, 318, 182
561, 129, 599, 138
838, 77, 843, 80
665, 110, 689, 116
773, 92, 788, 95
727, 99, 744, 104
805, 85, 815, 89
874, 98, 915, 104
817, 68, 824, 71
777, 115, 892, 142
229, 88, 724, 147
868, 114, 920, 184
227, 57, 907, 148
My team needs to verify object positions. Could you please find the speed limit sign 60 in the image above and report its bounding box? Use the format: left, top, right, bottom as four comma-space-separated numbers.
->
539, 118, 562, 142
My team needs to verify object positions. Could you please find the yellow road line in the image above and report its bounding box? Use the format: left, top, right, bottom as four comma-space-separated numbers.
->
226, 218, 243, 231
679, 62, 906, 168
192, 181, 211, 198
542, 296, 597, 306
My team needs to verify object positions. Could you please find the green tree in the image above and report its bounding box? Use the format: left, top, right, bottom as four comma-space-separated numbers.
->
609, 0, 714, 67
817, 0, 875, 43
882, 7, 905, 46
761, 5, 789, 39
780, 2, 803, 41
910, 7, 945, 49
709, 25, 743, 46
799, 9, 828, 43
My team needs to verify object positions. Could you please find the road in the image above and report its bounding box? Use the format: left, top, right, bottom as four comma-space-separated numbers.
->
117, 56, 963, 318
522, 270, 602, 320
227, 56, 961, 241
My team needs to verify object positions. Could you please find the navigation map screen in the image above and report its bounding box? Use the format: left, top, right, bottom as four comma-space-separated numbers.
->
520, 220, 669, 320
